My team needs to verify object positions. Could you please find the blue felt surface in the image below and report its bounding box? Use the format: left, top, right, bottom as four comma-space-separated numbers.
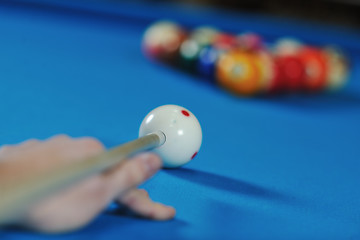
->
0, 1, 360, 239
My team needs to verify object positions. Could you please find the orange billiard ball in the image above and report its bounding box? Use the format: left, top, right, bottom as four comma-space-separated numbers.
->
216, 49, 263, 96
298, 47, 328, 92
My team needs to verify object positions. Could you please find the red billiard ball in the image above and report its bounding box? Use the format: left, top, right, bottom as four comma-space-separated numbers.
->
257, 50, 283, 94
298, 47, 328, 92
267, 61, 283, 93
275, 55, 306, 92
271, 37, 306, 92
213, 33, 238, 51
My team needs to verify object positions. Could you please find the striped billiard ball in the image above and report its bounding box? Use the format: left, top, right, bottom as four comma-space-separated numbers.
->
142, 21, 187, 63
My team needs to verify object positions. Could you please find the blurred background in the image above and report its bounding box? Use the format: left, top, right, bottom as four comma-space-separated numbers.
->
138, 0, 360, 28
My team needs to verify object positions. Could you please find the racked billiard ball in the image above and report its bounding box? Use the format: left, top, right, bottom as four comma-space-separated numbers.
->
271, 37, 306, 92
179, 27, 218, 72
142, 21, 187, 63
298, 47, 328, 92
273, 37, 304, 56
197, 45, 221, 83
190, 26, 219, 46
275, 55, 306, 92
179, 38, 202, 72
323, 46, 349, 91
196, 33, 236, 81
213, 33, 238, 51
216, 49, 263, 95
237, 32, 264, 51
257, 50, 283, 94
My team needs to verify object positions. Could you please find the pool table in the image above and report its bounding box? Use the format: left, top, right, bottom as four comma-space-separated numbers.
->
1, 0, 360, 239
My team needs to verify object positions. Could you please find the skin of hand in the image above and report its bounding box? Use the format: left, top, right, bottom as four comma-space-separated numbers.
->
0, 135, 175, 233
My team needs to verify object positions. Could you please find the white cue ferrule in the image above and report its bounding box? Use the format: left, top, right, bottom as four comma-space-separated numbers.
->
151, 131, 166, 147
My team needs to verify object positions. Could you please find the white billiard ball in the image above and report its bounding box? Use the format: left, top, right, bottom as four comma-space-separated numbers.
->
139, 105, 202, 168
273, 37, 303, 56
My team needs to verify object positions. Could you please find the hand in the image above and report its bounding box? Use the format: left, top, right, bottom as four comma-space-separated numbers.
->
0, 135, 175, 233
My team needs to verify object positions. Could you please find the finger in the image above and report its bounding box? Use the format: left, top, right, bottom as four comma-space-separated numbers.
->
47, 134, 71, 142
21, 153, 161, 232
102, 153, 162, 200
0, 145, 14, 158
0, 139, 41, 160
18, 139, 41, 148
59, 137, 105, 163
117, 189, 176, 220
0, 136, 69, 160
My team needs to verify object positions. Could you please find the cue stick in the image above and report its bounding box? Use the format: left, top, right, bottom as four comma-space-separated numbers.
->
0, 131, 166, 224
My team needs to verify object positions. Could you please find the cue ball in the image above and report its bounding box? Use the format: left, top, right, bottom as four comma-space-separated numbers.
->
139, 105, 202, 168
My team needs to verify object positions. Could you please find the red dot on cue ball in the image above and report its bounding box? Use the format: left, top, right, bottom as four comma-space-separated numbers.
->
181, 110, 190, 117
191, 152, 198, 159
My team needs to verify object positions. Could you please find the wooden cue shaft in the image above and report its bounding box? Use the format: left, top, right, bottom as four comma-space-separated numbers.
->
0, 132, 165, 224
